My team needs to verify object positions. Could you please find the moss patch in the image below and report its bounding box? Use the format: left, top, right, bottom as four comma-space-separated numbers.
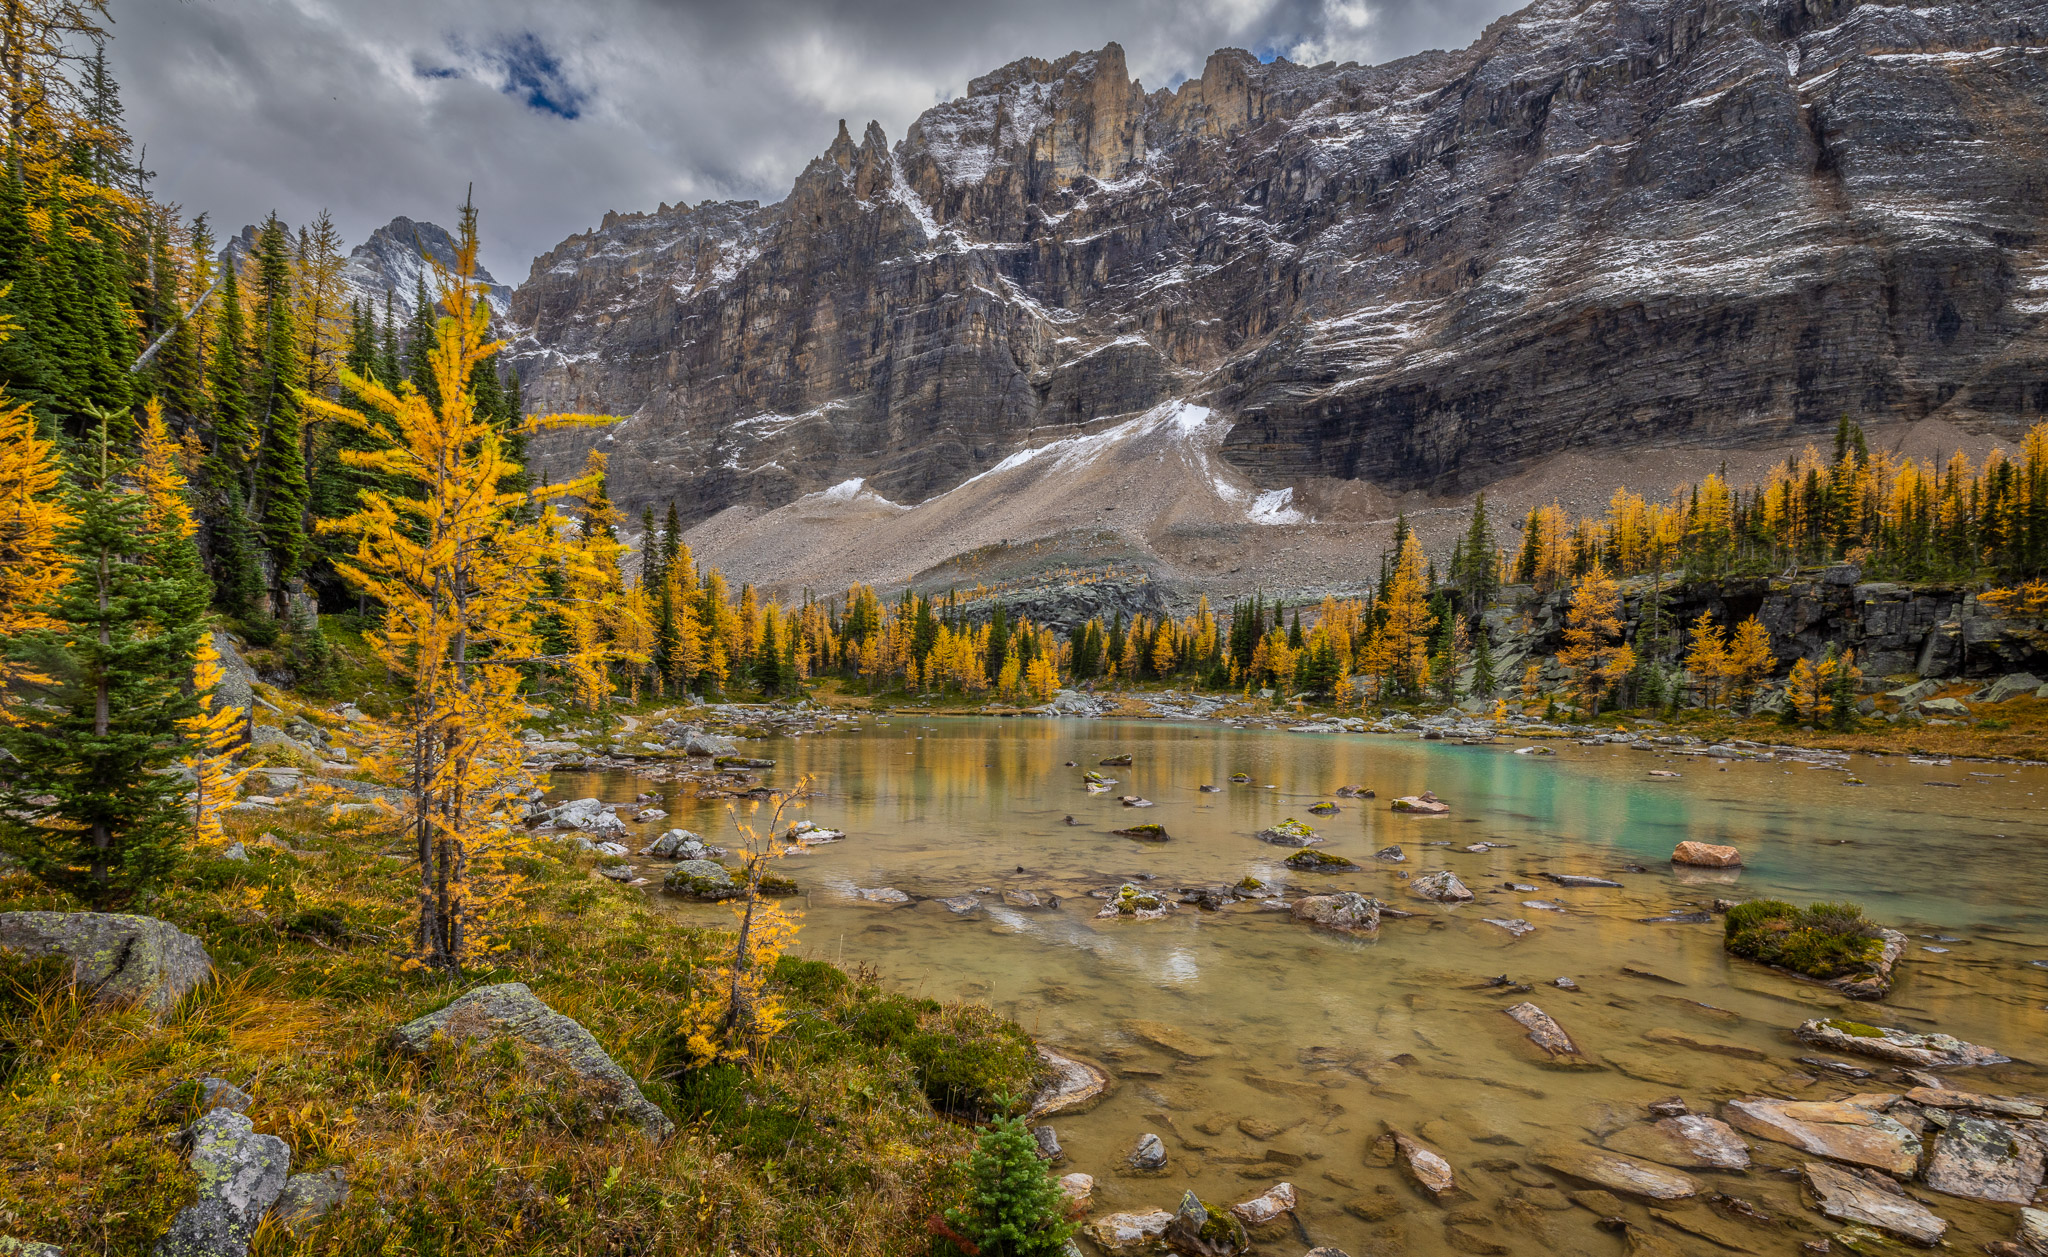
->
1724, 899, 1886, 980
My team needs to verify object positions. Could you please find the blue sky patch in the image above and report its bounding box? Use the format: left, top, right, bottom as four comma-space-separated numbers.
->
489, 32, 587, 120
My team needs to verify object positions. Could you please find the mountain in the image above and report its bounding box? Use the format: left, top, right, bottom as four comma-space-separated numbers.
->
220, 216, 511, 319
340, 216, 512, 318
507, 0, 2048, 599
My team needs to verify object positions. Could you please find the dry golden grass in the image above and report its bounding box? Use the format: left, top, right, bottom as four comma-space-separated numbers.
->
0, 796, 1034, 1256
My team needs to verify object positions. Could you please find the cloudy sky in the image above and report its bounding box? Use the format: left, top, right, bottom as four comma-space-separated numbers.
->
110, 0, 1522, 282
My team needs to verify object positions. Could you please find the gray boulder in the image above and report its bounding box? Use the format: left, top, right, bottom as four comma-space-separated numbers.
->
640, 828, 707, 858
0, 1240, 63, 1257
1920, 696, 1971, 718
1884, 679, 1939, 704
270, 1167, 349, 1236
208, 631, 258, 713
540, 798, 626, 833
1974, 672, 2043, 703
0, 912, 212, 1015
389, 982, 674, 1140
152, 1111, 290, 1257
683, 730, 738, 757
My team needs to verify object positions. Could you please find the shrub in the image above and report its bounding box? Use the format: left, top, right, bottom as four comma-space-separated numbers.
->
1725, 899, 1885, 979
940, 1109, 1075, 1257
847, 994, 1041, 1119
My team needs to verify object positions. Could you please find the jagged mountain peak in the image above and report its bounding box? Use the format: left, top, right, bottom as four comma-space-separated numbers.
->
341, 216, 511, 318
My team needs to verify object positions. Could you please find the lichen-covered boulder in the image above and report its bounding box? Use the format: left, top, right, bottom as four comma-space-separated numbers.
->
152, 1111, 289, 1257
389, 982, 674, 1140
1290, 893, 1380, 933
0, 1239, 63, 1257
0, 912, 212, 1015
270, 1167, 349, 1236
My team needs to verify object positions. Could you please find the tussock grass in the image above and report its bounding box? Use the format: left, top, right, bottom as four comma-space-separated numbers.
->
1724, 898, 1886, 980
0, 800, 1037, 1255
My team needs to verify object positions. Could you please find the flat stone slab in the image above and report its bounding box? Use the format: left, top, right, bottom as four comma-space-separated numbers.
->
1801, 1160, 1947, 1246
1604, 1115, 1751, 1170
1122, 1018, 1221, 1060
1923, 1113, 2045, 1205
0, 911, 213, 1015
1723, 1096, 1921, 1176
1530, 1142, 1699, 1200
390, 982, 673, 1140
1390, 1130, 1456, 1195
152, 1110, 290, 1257
1794, 1019, 2009, 1067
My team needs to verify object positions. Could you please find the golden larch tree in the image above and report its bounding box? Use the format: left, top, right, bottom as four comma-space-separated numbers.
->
1557, 563, 1627, 716
306, 200, 613, 971
0, 312, 71, 723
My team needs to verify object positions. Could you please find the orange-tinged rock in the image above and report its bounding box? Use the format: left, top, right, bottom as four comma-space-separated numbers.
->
1672, 841, 1742, 867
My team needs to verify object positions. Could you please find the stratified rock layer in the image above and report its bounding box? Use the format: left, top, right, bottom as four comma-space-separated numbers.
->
511, 0, 2048, 534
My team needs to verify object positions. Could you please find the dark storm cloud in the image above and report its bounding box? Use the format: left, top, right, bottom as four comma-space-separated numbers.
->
107, 0, 1524, 281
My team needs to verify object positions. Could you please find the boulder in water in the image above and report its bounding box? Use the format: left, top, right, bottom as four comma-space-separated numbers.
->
1391, 791, 1449, 815
1722, 1096, 1922, 1175
1254, 818, 1321, 846
1672, 841, 1742, 867
1793, 1019, 2009, 1067
1128, 1132, 1168, 1169
1800, 1160, 1948, 1246
1411, 870, 1473, 902
1289, 893, 1380, 933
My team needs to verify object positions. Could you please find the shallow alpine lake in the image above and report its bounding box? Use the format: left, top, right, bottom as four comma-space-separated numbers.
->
551, 716, 2048, 1255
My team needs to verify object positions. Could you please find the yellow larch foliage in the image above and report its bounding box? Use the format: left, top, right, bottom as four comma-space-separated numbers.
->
137, 399, 196, 542
1363, 531, 1433, 696
1684, 611, 1731, 708
679, 787, 806, 1066
1725, 616, 1774, 709
176, 633, 251, 850
1787, 654, 1834, 722
1982, 581, 2048, 619
0, 326, 71, 723
305, 201, 615, 971
1556, 563, 1627, 716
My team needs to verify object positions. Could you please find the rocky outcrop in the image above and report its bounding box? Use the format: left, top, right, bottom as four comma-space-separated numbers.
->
389, 983, 674, 1140
0, 912, 213, 1016
1793, 1019, 2010, 1068
153, 1111, 290, 1257
1724, 1095, 1922, 1175
511, 0, 2048, 556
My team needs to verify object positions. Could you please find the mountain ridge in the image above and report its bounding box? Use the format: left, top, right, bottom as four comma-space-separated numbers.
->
504, 0, 2048, 592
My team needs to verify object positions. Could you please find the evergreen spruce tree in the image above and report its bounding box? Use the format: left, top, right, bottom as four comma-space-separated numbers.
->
377, 289, 401, 386
0, 412, 204, 904
941, 1109, 1076, 1257
0, 156, 54, 412
203, 262, 263, 616
250, 214, 308, 606
1469, 622, 1498, 698
404, 274, 438, 405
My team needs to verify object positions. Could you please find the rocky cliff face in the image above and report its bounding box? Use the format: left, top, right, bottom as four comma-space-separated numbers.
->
509, 0, 2048, 533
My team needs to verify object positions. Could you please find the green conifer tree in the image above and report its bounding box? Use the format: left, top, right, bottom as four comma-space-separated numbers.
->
942, 1110, 1076, 1257
250, 213, 308, 605
0, 412, 204, 904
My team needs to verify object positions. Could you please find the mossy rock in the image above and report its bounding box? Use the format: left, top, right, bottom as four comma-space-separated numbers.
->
662, 860, 743, 901
1285, 850, 1358, 871
757, 872, 801, 897
1235, 876, 1265, 893
1724, 899, 1886, 980
1114, 823, 1169, 840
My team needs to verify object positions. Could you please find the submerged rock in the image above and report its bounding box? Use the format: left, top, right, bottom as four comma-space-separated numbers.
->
1544, 874, 1624, 888
1530, 1142, 1699, 1200
1604, 1115, 1751, 1170
1372, 844, 1406, 862
389, 982, 674, 1139
1793, 1019, 2009, 1067
1484, 918, 1535, 938
1723, 1096, 1921, 1175
938, 895, 981, 915
1505, 1002, 1589, 1062
0, 911, 213, 1016
853, 886, 912, 904
1033, 1124, 1063, 1161
1411, 870, 1473, 902
1801, 1161, 1947, 1246
1113, 823, 1169, 840
1290, 893, 1381, 933
151, 1110, 289, 1257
